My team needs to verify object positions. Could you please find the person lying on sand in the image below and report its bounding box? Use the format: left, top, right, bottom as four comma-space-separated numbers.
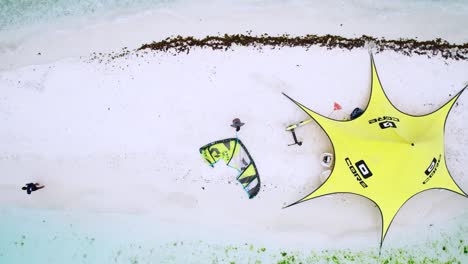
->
21, 183, 45, 195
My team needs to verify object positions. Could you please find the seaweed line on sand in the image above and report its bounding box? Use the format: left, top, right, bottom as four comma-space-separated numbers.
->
87, 33, 468, 64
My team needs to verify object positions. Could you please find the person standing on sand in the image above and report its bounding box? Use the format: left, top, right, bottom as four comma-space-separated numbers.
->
21, 183, 45, 195
230, 118, 245, 132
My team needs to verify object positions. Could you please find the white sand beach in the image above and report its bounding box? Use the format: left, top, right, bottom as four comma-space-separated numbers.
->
1, 1, 467, 263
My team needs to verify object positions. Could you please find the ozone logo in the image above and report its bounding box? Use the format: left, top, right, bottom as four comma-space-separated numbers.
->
379, 121, 397, 129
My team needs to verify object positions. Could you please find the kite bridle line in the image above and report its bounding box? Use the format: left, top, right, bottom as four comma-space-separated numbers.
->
226, 131, 243, 173
228, 133, 260, 199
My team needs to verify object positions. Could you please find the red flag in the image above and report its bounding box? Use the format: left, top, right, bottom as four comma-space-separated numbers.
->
333, 102, 342, 111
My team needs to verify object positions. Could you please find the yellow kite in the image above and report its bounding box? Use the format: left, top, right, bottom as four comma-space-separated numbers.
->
283, 55, 467, 247
200, 138, 261, 199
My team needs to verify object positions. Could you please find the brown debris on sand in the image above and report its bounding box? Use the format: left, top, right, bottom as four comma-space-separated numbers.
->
137, 33, 468, 60
87, 33, 468, 64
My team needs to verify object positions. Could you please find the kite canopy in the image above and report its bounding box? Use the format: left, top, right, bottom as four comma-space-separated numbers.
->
283, 55, 467, 247
200, 138, 260, 199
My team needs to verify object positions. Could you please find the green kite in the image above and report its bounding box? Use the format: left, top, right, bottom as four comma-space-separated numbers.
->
283, 55, 467, 246
200, 138, 261, 199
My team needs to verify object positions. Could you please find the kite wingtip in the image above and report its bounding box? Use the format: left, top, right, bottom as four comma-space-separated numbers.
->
281, 92, 297, 103
282, 200, 302, 209
451, 85, 467, 99
459, 188, 468, 198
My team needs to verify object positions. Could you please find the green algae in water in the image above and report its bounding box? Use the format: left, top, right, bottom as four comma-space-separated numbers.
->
3, 236, 467, 263
106, 237, 468, 264
2, 209, 466, 263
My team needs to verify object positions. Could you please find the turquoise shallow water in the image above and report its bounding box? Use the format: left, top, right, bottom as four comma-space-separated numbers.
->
0, 208, 183, 264
1, 207, 467, 263
1, 0, 468, 31
0, 0, 178, 30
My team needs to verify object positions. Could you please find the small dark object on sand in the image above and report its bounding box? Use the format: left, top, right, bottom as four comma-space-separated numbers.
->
230, 118, 245, 132
22, 183, 45, 195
